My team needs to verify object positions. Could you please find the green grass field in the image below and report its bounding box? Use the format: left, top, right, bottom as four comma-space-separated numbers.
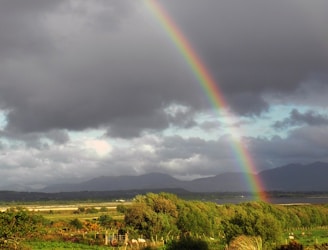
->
283, 227, 328, 246
23, 240, 114, 250
41, 207, 123, 222
0, 201, 128, 222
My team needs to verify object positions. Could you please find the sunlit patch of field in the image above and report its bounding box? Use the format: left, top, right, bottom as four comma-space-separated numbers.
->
0, 201, 131, 211
44, 211, 124, 222
0, 201, 131, 222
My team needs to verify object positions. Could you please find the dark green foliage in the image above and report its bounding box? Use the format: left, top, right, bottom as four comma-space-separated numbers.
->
74, 206, 86, 214
123, 193, 328, 248
276, 241, 303, 250
220, 202, 282, 245
125, 193, 179, 238
0, 208, 48, 249
176, 200, 220, 236
86, 207, 98, 214
0, 209, 47, 239
165, 237, 209, 250
69, 218, 83, 229
220, 201, 328, 246
98, 214, 113, 228
99, 207, 108, 212
74, 206, 98, 214
116, 204, 127, 213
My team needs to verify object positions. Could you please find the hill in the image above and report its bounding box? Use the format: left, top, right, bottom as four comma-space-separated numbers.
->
41, 162, 328, 193
259, 161, 328, 191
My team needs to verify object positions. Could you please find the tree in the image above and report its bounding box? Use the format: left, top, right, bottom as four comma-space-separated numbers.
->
221, 203, 282, 245
70, 218, 83, 230
124, 193, 179, 238
177, 201, 213, 235
125, 202, 154, 237
98, 214, 114, 229
116, 204, 127, 214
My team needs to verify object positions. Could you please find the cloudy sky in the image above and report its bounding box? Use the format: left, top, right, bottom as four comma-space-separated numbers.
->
0, 0, 328, 190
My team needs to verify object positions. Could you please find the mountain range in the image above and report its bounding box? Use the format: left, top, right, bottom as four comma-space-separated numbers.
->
42, 162, 328, 193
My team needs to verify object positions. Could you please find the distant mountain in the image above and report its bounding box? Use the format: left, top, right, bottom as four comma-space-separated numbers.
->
42, 173, 182, 192
42, 162, 328, 193
185, 172, 253, 192
259, 161, 328, 191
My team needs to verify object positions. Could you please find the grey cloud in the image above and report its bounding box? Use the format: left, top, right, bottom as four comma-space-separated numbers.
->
0, 0, 65, 58
199, 120, 221, 132
106, 110, 169, 138
166, 107, 197, 129
273, 109, 328, 129
0, 129, 70, 150
0, 1, 136, 58
3, 0, 328, 189
97, 135, 247, 179
157, 135, 245, 174
252, 126, 328, 169
0, 0, 204, 137
159, 0, 328, 115
1, 124, 328, 189
1, 0, 328, 138
45, 130, 70, 144
83, 1, 137, 31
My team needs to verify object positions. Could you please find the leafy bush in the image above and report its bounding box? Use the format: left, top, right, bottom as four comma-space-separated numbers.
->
69, 218, 83, 229
117, 204, 127, 213
164, 237, 208, 250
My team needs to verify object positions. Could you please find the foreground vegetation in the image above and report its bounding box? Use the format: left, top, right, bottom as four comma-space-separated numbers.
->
1, 193, 328, 249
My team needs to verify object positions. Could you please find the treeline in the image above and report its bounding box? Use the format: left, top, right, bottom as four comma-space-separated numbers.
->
122, 193, 328, 248
2, 190, 327, 203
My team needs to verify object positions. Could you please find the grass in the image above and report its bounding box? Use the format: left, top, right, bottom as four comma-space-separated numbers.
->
1, 201, 128, 222
42, 209, 123, 223
23, 240, 114, 250
283, 227, 328, 246
2, 201, 130, 249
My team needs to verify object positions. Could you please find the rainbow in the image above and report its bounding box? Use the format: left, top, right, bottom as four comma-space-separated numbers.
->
145, 0, 267, 201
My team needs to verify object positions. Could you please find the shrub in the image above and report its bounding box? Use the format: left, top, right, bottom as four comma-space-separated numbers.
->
164, 237, 208, 250
228, 235, 262, 250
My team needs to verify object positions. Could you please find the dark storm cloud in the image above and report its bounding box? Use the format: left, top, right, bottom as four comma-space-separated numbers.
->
3, 58, 201, 136
159, 0, 328, 115
0, 0, 65, 58
0, 0, 203, 137
2, 0, 328, 189
273, 109, 328, 129
0, 0, 328, 138
252, 125, 328, 169
107, 105, 197, 138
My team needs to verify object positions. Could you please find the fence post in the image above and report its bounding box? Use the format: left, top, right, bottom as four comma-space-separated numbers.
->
105, 230, 108, 245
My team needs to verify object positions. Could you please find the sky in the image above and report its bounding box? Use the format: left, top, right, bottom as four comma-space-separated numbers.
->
0, 0, 328, 190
